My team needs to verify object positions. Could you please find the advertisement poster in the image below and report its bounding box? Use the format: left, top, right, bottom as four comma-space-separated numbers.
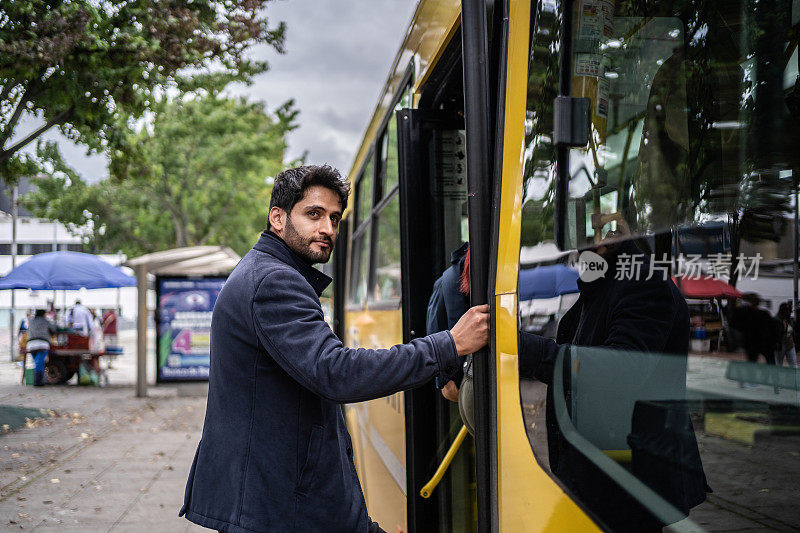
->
156, 276, 226, 382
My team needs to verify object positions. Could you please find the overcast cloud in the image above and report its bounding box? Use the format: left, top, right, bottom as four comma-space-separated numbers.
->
19, 0, 418, 183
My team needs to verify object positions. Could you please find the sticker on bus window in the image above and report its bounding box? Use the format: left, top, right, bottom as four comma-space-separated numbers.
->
578, 0, 614, 41
436, 130, 468, 200
578, 1, 601, 41
575, 53, 602, 76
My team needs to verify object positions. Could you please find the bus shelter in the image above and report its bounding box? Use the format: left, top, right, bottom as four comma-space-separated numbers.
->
125, 246, 239, 397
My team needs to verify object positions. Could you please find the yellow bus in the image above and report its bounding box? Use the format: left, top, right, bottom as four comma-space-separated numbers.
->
334, 0, 800, 531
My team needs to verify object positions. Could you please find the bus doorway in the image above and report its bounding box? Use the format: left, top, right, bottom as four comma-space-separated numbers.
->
396, 44, 477, 532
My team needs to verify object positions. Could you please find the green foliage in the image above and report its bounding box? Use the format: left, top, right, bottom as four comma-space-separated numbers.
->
0, 0, 285, 184
520, 199, 554, 247
519, 0, 560, 249
23, 95, 299, 257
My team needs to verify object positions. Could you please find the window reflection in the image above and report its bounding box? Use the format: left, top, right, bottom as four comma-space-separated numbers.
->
357, 159, 374, 227
518, 0, 800, 530
348, 225, 370, 307
370, 193, 401, 304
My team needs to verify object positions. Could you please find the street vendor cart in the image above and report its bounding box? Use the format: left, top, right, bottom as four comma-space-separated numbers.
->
0, 251, 135, 385
45, 329, 107, 384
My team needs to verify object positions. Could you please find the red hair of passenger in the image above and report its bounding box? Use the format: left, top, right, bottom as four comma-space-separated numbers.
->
459, 248, 470, 295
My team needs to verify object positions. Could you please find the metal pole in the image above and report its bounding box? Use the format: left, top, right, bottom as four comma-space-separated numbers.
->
52, 219, 57, 306
117, 251, 123, 315
136, 264, 148, 397
793, 176, 798, 317
9, 185, 17, 361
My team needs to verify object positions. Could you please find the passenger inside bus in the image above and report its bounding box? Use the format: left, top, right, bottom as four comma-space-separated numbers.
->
426, 242, 476, 433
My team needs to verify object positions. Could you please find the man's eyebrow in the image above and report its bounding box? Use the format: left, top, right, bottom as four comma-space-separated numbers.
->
304, 204, 342, 216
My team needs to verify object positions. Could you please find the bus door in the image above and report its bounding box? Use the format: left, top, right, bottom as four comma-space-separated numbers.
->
396, 107, 477, 532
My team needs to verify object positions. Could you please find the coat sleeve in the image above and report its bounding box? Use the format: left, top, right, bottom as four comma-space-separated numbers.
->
518, 332, 562, 385
252, 267, 461, 403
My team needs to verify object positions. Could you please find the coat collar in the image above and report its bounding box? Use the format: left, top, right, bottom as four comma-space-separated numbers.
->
252, 231, 332, 297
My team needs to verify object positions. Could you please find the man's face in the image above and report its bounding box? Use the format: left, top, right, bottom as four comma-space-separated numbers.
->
271, 185, 342, 264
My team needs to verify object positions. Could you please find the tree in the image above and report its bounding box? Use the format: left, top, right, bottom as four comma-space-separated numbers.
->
23, 94, 299, 257
0, 0, 285, 183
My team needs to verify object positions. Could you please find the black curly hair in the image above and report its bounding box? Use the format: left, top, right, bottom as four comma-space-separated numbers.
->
267, 165, 350, 230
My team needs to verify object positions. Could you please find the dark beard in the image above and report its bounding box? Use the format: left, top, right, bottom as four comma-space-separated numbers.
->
283, 216, 333, 264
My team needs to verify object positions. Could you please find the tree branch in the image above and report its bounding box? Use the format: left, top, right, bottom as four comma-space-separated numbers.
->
199, 187, 236, 244
0, 81, 32, 149
157, 168, 189, 247
0, 106, 73, 163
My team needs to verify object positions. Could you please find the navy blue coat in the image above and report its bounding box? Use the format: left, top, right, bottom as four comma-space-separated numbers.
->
426, 242, 469, 387
180, 231, 459, 532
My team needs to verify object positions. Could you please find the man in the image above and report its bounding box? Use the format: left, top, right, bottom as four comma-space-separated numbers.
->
180, 165, 488, 533
65, 300, 93, 336
730, 293, 780, 366
26, 309, 56, 386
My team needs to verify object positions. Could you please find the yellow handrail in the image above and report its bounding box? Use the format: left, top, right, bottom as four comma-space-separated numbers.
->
419, 425, 468, 498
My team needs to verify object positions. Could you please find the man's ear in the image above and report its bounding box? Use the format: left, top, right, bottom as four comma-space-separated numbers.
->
268, 207, 287, 234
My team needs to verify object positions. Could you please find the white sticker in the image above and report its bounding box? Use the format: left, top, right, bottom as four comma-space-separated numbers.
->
437, 130, 468, 200
575, 53, 602, 76
601, 0, 615, 39
578, 1, 602, 41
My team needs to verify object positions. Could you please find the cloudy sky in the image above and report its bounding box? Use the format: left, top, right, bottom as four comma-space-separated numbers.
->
25, 0, 418, 183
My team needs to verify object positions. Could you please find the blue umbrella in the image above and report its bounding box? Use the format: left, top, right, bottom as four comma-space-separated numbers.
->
519, 264, 579, 300
0, 251, 136, 290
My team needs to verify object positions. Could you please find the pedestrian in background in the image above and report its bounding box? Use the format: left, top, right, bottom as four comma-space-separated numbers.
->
101, 308, 118, 346
730, 293, 779, 365
26, 309, 56, 387
65, 300, 93, 336
774, 302, 797, 368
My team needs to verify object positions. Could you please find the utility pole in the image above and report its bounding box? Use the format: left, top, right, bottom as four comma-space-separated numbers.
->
52, 219, 58, 314
9, 185, 17, 361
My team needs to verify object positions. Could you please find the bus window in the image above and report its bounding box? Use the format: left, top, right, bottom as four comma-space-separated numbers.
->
368, 94, 408, 306
517, 0, 564, 475
378, 91, 410, 196
370, 191, 401, 305
349, 158, 374, 308
519, 0, 800, 530
356, 157, 374, 227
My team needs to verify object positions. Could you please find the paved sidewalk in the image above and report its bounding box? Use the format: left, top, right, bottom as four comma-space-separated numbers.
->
0, 328, 209, 532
